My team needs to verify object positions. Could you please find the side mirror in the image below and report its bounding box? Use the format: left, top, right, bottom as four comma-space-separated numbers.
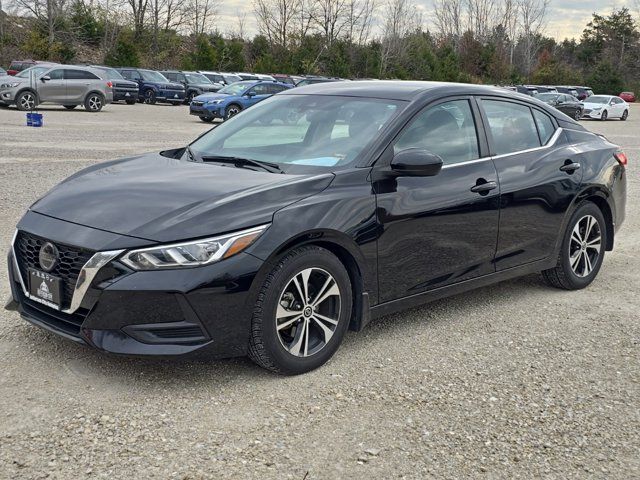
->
391, 149, 443, 177
41, 75, 51, 82
246, 91, 256, 97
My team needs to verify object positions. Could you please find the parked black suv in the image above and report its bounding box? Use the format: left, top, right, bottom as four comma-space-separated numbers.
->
90, 65, 139, 104
117, 68, 185, 105
160, 70, 222, 103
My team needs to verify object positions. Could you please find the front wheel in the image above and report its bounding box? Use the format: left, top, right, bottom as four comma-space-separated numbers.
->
574, 109, 582, 120
224, 104, 242, 120
600, 110, 608, 121
84, 93, 104, 112
542, 202, 606, 290
125, 99, 136, 105
199, 116, 214, 123
144, 90, 156, 105
621, 110, 628, 121
16, 91, 37, 111
248, 246, 353, 375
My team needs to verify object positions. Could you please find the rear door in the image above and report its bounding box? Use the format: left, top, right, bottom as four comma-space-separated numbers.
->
37, 68, 66, 102
374, 97, 500, 302
478, 98, 583, 270
65, 69, 101, 103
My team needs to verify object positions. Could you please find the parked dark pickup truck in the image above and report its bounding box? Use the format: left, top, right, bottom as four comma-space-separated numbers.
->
90, 66, 139, 104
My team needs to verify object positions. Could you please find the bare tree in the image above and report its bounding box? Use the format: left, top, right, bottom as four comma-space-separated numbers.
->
379, 0, 422, 76
500, 0, 519, 64
12, 0, 69, 46
188, 0, 217, 36
312, 0, 350, 46
253, 0, 301, 47
518, 0, 548, 78
345, 0, 376, 45
433, 0, 464, 40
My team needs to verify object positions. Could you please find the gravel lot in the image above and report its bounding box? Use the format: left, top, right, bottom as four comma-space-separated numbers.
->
0, 102, 638, 480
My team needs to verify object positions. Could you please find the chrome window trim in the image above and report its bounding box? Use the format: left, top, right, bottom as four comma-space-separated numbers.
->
441, 127, 563, 169
11, 230, 123, 314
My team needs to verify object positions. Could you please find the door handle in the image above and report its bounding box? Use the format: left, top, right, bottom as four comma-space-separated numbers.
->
560, 161, 581, 173
470, 180, 498, 194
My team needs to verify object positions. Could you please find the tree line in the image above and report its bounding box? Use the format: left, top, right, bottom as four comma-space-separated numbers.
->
0, 0, 638, 94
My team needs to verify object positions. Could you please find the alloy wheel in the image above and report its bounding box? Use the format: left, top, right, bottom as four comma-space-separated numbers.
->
275, 267, 341, 357
144, 90, 155, 104
20, 93, 36, 110
88, 95, 102, 111
226, 106, 240, 119
569, 215, 601, 278
574, 109, 581, 120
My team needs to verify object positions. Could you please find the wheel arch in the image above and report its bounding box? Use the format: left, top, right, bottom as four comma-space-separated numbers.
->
84, 90, 105, 100
15, 87, 39, 103
259, 229, 371, 333
575, 187, 615, 251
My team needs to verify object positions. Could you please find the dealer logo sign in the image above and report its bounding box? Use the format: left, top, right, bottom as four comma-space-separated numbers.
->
39, 242, 59, 272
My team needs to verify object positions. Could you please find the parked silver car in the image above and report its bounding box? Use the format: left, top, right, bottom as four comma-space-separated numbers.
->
0, 65, 113, 112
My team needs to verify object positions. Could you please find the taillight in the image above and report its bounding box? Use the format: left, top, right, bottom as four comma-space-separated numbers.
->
106, 81, 113, 88
614, 150, 628, 166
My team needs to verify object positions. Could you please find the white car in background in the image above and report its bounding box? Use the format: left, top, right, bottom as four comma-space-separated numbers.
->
582, 95, 630, 121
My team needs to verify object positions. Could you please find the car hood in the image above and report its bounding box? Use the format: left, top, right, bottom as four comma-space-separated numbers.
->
31, 153, 334, 243
582, 101, 608, 108
112, 79, 138, 88
194, 92, 230, 102
192, 83, 220, 90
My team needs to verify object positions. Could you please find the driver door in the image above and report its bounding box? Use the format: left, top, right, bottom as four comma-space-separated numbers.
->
244, 84, 270, 107
37, 68, 66, 102
374, 97, 500, 303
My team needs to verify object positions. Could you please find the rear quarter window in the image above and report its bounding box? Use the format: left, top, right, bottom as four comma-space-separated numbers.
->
482, 100, 541, 155
533, 109, 555, 145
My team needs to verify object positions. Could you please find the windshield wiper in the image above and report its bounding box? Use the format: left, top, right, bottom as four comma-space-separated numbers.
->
200, 155, 283, 173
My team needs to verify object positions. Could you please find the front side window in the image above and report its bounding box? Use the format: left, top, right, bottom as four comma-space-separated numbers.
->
482, 100, 540, 155
140, 70, 169, 82
190, 94, 404, 172
394, 99, 480, 165
48, 69, 64, 80
218, 81, 254, 95
249, 84, 270, 95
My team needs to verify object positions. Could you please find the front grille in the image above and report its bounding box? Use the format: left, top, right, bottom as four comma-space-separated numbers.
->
584, 109, 592, 114
167, 85, 183, 91
14, 232, 94, 309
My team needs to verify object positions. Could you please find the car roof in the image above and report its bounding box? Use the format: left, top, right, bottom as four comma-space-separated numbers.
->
282, 80, 522, 101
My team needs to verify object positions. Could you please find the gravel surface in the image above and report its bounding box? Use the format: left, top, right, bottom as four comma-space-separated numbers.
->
0, 102, 638, 480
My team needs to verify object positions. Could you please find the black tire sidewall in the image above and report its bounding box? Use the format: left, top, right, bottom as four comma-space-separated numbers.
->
256, 248, 352, 374
601, 110, 607, 121
225, 104, 241, 120
559, 203, 607, 289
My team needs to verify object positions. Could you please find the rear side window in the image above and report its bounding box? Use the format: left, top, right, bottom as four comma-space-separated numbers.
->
65, 69, 99, 80
482, 100, 540, 155
163, 72, 176, 81
394, 99, 480, 165
533, 109, 555, 145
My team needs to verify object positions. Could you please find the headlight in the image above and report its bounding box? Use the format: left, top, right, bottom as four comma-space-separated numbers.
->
206, 99, 223, 105
120, 225, 268, 270
0, 82, 19, 89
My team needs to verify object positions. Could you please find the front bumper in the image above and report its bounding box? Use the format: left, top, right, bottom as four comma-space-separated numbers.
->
114, 88, 139, 102
582, 109, 604, 119
190, 103, 222, 119
7, 213, 264, 358
157, 90, 186, 103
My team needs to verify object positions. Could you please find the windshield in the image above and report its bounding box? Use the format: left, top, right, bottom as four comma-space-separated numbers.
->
224, 75, 241, 83
586, 96, 610, 104
99, 67, 124, 80
140, 70, 169, 82
190, 94, 405, 172
16, 66, 50, 78
185, 73, 211, 84
218, 81, 253, 95
537, 93, 559, 102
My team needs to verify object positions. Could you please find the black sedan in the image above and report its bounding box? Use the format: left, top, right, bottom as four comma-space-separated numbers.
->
537, 92, 584, 120
6, 82, 627, 374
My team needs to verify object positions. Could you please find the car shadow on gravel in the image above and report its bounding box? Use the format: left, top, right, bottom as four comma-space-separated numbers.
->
10, 273, 556, 386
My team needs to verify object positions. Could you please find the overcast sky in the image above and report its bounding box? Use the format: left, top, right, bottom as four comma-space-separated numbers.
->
214, 0, 637, 41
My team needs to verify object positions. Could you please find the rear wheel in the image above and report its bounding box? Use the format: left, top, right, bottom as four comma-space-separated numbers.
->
542, 202, 606, 290
16, 91, 37, 111
84, 93, 104, 112
621, 110, 628, 121
248, 245, 352, 375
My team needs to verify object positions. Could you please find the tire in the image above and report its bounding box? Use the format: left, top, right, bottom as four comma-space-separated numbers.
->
248, 245, 353, 375
199, 116, 214, 123
574, 109, 582, 121
600, 110, 608, 121
84, 93, 104, 112
143, 89, 156, 105
187, 91, 197, 103
125, 99, 136, 105
541, 202, 607, 290
621, 110, 628, 121
63, 105, 77, 110
225, 104, 242, 120
15, 91, 37, 111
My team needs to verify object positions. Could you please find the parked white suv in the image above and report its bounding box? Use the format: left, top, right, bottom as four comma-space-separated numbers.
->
0, 65, 113, 112
582, 95, 630, 121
